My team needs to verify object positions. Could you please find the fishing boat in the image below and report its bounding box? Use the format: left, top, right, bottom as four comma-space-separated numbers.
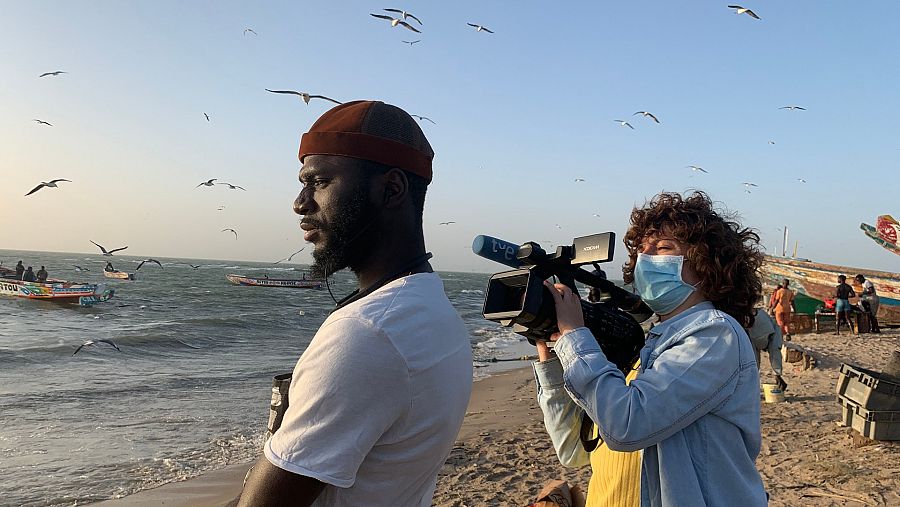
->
860, 215, 900, 257
226, 274, 323, 289
760, 255, 900, 325
103, 270, 135, 280
0, 269, 115, 307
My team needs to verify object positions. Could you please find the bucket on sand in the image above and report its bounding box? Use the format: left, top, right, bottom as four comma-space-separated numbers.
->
762, 383, 786, 403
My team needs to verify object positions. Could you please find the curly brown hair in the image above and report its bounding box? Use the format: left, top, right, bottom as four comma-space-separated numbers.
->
622, 191, 765, 328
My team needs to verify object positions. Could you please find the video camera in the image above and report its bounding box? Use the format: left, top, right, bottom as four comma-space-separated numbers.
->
474, 233, 652, 373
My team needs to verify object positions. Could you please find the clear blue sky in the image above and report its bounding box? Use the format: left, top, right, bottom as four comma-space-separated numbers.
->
2, 1, 898, 273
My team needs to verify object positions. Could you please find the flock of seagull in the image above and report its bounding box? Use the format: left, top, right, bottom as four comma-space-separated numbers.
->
366, 8, 493, 36
612, 102, 809, 190
25, 4, 797, 261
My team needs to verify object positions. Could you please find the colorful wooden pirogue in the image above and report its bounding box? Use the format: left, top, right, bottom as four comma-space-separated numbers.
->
760, 255, 900, 325
226, 274, 323, 289
0, 267, 115, 307
860, 215, 900, 257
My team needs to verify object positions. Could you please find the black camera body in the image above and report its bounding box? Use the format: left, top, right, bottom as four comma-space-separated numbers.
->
481, 232, 651, 373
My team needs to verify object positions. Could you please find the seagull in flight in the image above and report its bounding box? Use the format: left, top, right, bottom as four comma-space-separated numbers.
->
204, 113, 210, 121
383, 8, 422, 25
217, 205, 226, 211
196, 178, 217, 187
439, 221, 456, 225
614, 119, 634, 129
797, 178, 807, 183
39, 71, 67, 78
264, 89, 342, 105
370, 14, 421, 33
467, 23, 494, 33
243, 28, 258, 36
742, 182, 758, 193
217, 182, 246, 191
34, 119, 53, 126
402, 40, 421, 45
779, 105, 806, 111
411, 114, 436, 124
728, 5, 760, 19
73, 265, 91, 272
188, 264, 201, 269
25, 179, 71, 196
633, 111, 660, 123
687, 165, 708, 173
136, 259, 163, 270
91, 240, 128, 256
768, 140, 776, 145
274, 248, 305, 264
73, 339, 121, 355
574, 178, 586, 182
222, 228, 238, 240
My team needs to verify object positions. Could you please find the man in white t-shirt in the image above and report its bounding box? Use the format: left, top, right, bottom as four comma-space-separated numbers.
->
238, 101, 473, 506
855, 274, 881, 333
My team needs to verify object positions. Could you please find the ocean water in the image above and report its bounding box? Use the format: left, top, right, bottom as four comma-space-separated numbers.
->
0, 249, 529, 507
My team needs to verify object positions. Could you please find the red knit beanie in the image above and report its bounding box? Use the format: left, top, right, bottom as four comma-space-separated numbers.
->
298, 100, 434, 183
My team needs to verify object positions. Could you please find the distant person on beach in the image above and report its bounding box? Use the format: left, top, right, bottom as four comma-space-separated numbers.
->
769, 278, 795, 340
15, 260, 25, 280
855, 274, 881, 333
238, 101, 472, 507
22, 266, 36, 282
747, 308, 787, 392
36, 266, 48, 282
835, 275, 857, 335
105, 261, 115, 272
535, 191, 768, 506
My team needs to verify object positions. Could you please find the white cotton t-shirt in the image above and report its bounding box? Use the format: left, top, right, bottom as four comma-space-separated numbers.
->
863, 280, 876, 295
264, 272, 473, 507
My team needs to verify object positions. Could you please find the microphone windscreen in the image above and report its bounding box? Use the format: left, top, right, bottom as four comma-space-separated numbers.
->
471, 235, 521, 268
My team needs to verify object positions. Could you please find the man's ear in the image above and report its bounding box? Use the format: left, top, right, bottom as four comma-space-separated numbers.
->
380, 168, 408, 208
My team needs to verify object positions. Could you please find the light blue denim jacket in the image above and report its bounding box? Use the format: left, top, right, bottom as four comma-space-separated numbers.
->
553, 301, 768, 507
534, 357, 595, 468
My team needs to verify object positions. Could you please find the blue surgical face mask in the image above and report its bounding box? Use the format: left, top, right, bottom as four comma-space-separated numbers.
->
633, 253, 699, 315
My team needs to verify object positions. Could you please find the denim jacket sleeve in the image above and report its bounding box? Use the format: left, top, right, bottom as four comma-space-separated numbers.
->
555, 320, 742, 453
533, 357, 590, 468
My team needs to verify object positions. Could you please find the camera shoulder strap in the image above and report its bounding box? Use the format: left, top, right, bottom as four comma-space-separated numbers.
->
580, 412, 601, 452
333, 252, 433, 311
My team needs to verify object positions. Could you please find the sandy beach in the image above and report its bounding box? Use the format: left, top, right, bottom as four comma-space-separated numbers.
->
92, 329, 900, 507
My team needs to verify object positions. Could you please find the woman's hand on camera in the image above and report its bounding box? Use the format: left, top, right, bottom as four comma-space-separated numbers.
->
544, 281, 585, 333
535, 340, 556, 362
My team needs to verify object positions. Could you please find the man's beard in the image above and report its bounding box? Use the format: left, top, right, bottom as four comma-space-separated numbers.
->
309, 185, 378, 278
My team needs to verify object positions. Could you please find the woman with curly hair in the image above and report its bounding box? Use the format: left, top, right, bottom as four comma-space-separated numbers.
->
534, 191, 768, 506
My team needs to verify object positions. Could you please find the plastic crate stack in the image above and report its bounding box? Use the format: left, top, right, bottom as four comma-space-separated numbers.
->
835, 363, 900, 441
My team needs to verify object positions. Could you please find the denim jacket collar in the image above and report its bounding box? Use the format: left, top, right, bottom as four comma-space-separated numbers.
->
642, 301, 716, 371
648, 301, 715, 338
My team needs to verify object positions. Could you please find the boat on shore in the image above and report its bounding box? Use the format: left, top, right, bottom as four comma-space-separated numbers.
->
103, 270, 135, 280
226, 274, 323, 289
860, 215, 900, 257
760, 255, 900, 325
0, 269, 115, 307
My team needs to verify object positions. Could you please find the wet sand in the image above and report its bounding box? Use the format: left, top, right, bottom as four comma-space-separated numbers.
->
92, 330, 900, 506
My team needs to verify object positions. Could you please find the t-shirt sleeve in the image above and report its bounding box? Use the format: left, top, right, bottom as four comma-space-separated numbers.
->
264, 316, 409, 488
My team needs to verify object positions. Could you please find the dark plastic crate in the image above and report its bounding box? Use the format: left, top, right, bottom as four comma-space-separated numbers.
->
838, 396, 900, 441
835, 363, 900, 411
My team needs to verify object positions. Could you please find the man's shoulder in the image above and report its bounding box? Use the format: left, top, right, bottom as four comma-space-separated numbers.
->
348, 273, 456, 321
